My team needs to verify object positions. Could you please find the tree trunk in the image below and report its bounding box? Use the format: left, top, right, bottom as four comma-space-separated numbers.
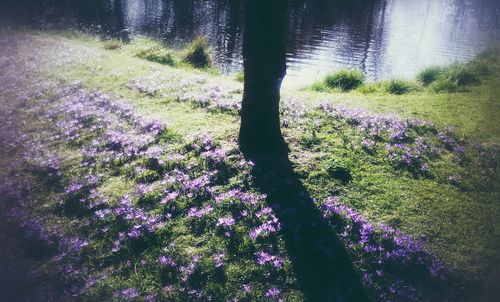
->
239, 0, 289, 160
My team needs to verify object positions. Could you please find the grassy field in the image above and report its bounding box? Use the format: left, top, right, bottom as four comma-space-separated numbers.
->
1, 29, 499, 301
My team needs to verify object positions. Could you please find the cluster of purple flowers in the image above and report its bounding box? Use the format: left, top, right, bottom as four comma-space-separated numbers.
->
249, 207, 282, 241
128, 71, 243, 114
187, 204, 214, 218
216, 216, 236, 227
180, 84, 242, 114
105, 196, 166, 251
214, 252, 225, 267
45, 89, 167, 168
38, 87, 291, 299
318, 103, 465, 175
7, 36, 493, 302
159, 255, 177, 267
113, 287, 140, 301
5, 69, 478, 301
280, 98, 309, 128
255, 251, 284, 268
126, 72, 172, 97
321, 196, 453, 301
386, 141, 431, 172
438, 128, 466, 154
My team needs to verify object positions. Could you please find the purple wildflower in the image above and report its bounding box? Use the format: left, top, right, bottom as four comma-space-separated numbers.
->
214, 252, 225, 268
217, 216, 236, 227
265, 287, 281, 298
159, 255, 177, 267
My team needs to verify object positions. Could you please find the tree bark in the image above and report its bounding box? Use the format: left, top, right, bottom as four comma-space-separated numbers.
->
239, 0, 289, 160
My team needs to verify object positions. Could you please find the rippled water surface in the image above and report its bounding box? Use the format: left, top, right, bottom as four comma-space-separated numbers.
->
39, 0, 500, 87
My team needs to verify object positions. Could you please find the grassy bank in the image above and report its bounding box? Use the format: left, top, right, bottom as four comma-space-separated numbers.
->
1, 28, 499, 301
303, 50, 500, 144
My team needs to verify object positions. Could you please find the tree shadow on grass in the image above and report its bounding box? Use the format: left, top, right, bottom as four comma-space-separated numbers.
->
251, 156, 370, 302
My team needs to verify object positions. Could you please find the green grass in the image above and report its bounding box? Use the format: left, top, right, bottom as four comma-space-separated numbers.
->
417, 66, 444, 86
37, 33, 238, 138
431, 63, 481, 92
356, 82, 383, 94
383, 79, 418, 95
181, 36, 213, 69
103, 39, 123, 50
416, 62, 483, 92
295, 50, 500, 144
296, 88, 500, 144
312, 69, 365, 92
2, 29, 500, 298
292, 119, 500, 275
132, 38, 175, 66
234, 71, 244, 83
135, 47, 174, 65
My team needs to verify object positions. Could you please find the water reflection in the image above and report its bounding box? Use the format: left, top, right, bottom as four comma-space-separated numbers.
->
75, 0, 499, 87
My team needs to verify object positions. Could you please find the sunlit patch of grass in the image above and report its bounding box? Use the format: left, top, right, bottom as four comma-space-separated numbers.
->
355, 82, 384, 94
234, 71, 244, 83
98, 176, 135, 197
44, 39, 238, 138
308, 80, 325, 92
131, 38, 175, 66
103, 40, 123, 50
59, 29, 96, 42
47, 30, 500, 143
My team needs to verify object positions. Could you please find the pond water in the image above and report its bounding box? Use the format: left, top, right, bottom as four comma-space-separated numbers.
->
13, 0, 500, 87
